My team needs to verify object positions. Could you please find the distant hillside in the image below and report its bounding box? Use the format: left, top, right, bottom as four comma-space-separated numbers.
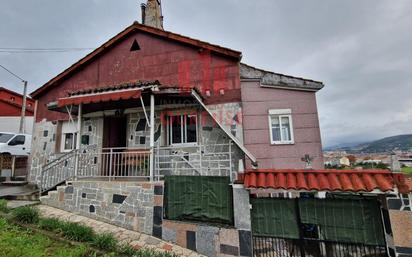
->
326, 134, 412, 153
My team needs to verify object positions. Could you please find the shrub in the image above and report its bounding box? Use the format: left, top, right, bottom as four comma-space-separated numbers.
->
38, 217, 64, 232
0, 199, 8, 213
92, 232, 118, 251
11, 206, 39, 224
60, 222, 95, 242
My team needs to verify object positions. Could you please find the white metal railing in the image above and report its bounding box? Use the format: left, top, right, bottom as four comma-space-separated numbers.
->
76, 147, 150, 179
40, 142, 235, 192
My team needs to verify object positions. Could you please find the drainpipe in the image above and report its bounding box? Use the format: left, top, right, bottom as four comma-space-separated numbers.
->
149, 93, 155, 181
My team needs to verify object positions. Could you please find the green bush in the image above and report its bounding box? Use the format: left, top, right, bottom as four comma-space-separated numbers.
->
0, 199, 8, 213
92, 232, 118, 251
60, 222, 95, 242
38, 217, 65, 232
11, 206, 39, 224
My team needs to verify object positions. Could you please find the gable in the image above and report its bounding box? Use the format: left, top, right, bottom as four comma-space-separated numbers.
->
33, 23, 241, 121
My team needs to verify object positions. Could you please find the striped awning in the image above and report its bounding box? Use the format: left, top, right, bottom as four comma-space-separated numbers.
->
57, 89, 142, 107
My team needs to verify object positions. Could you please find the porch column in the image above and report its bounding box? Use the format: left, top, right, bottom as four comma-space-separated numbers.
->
76, 103, 82, 150
74, 103, 82, 180
149, 93, 155, 181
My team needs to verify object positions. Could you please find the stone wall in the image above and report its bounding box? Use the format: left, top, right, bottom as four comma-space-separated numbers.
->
40, 181, 156, 235
29, 119, 58, 183
386, 193, 412, 257
40, 180, 252, 257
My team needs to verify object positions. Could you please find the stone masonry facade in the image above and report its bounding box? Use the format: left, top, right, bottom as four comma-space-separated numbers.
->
40, 180, 252, 257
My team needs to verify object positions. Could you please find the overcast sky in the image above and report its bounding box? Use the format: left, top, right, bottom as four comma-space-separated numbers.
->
0, 0, 411, 147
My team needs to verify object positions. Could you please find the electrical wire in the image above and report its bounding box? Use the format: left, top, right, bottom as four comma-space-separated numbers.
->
0, 64, 25, 82
0, 47, 95, 53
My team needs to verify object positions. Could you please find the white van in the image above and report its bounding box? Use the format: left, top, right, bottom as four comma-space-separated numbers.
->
0, 132, 32, 156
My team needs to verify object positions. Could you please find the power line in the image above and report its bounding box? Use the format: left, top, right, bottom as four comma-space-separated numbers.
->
0, 64, 25, 82
0, 47, 95, 53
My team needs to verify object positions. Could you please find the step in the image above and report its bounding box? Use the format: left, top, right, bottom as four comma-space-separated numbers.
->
1, 180, 28, 186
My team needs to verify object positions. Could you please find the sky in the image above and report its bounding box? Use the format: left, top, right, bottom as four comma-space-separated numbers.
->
0, 0, 411, 147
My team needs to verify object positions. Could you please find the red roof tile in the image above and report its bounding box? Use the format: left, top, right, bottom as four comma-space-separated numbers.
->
243, 169, 410, 193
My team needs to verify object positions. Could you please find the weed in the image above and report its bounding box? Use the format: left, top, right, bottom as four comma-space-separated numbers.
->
60, 222, 95, 242
38, 217, 65, 232
11, 206, 39, 224
0, 199, 8, 213
92, 233, 118, 251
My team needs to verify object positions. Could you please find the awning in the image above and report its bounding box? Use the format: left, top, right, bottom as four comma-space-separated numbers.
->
57, 89, 142, 108
242, 169, 410, 193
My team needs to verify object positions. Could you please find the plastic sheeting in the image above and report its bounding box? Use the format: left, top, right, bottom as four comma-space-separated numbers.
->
164, 176, 234, 225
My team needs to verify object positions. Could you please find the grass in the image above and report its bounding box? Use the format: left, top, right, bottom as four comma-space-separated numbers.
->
0, 217, 91, 257
401, 166, 412, 174
92, 233, 118, 251
11, 206, 40, 224
0, 199, 8, 213
0, 202, 179, 257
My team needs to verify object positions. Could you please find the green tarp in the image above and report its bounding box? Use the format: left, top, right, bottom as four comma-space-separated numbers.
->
251, 197, 385, 245
164, 176, 234, 225
251, 198, 300, 239
299, 198, 385, 245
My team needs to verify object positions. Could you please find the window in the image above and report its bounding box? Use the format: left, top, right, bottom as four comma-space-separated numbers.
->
167, 114, 197, 145
63, 133, 77, 151
0, 133, 14, 143
8, 135, 25, 146
269, 109, 294, 144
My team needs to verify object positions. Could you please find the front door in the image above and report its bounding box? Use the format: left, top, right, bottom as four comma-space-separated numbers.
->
103, 116, 127, 148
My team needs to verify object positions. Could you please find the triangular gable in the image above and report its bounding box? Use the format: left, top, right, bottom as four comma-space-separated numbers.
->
31, 22, 242, 98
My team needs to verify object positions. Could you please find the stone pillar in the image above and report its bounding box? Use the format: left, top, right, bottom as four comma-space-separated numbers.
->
233, 185, 252, 257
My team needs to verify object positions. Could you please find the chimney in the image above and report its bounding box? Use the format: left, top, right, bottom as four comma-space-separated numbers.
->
140, 0, 163, 29
141, 3, 146, 24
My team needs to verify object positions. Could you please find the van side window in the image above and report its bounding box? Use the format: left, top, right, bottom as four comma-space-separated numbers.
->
8, 135, 25, 146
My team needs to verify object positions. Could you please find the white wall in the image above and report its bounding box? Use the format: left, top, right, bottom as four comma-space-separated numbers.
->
0, 116, 34, 134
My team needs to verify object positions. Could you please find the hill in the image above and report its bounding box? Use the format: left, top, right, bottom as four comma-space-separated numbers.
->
326, 134, 412, 153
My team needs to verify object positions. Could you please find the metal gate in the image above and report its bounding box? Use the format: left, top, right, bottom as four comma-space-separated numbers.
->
251, 198, 388, 257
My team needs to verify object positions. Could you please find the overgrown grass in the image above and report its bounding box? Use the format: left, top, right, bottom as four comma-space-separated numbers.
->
11, 206, 39, 224
38, 217, 65, 232
60, 222, 95, 242
92, 233, 118, 251
0, 199, 8, 213
0, 217, 91, 257
2, 205, 180, 257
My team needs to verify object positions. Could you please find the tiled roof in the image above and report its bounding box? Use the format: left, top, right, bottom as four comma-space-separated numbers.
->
243, 169, 409, 193
67, 81, 160, 97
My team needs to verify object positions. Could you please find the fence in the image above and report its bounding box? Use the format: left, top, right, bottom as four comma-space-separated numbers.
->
252, 236, 387, 257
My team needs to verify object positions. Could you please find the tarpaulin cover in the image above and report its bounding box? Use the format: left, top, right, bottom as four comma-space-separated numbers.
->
164, 176, 234, 225
251, 198, 385, 245
251, 198, 300, 239
299, 198, 385, 245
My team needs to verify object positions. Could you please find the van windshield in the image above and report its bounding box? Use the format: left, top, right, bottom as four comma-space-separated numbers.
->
0, 133, 14, 143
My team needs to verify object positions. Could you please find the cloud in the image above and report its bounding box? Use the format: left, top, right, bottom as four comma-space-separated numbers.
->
0, 0, 411, 147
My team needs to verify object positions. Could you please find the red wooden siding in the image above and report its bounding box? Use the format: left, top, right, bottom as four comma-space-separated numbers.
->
35, 30, 240, 122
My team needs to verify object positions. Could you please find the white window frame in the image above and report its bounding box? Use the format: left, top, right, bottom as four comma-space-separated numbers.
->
167, 113, 198, 146
60, 121, 78, 152
268, 109, 294, 145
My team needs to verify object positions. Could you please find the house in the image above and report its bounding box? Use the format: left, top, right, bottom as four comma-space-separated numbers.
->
29, 1, 411, 257
0, 86, 35, 133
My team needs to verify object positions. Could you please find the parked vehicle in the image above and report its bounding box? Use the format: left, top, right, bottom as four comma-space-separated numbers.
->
0, 132, 32, 156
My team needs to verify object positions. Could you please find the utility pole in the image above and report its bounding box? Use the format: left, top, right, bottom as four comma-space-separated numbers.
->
0, 64, 28, 134
19, 80, 28, 133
